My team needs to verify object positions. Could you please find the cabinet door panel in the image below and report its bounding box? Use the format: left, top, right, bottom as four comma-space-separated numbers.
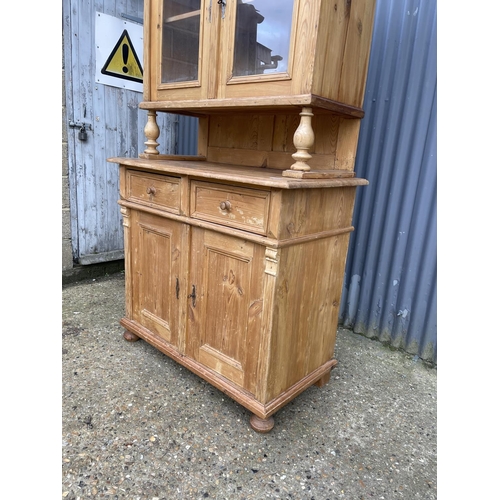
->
130, 211, 187, 350
188, 228, 266, 394
150, 0, 219, 101
219, 0, 300, 98
231, 0, 294, 78
160, 0, 202, 84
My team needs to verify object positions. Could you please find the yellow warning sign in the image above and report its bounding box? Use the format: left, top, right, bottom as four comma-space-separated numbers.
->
101, 30, 143, 83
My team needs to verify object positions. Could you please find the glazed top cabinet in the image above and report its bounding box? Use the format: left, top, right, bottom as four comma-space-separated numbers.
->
142, 0, 375, 112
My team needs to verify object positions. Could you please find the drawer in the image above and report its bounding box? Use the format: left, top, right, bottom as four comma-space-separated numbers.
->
126, 170, 181, 213
190, 181, 270, 235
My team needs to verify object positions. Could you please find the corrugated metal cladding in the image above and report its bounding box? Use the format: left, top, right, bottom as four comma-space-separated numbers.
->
176, 115, 199, 155
340, 0, 437, 363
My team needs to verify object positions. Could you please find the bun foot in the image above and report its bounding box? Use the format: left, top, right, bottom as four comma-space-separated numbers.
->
123, 330, 140, 342
250, 414, 275, 433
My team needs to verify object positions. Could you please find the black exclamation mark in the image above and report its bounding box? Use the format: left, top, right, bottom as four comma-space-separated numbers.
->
122, 43, 129, 73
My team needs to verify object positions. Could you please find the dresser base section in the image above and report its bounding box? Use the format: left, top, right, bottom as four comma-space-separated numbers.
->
120, 317, 337, 428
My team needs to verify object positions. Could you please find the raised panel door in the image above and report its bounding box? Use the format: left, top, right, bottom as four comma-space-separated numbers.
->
130, 210, 188, 350
187, 228, 266, 395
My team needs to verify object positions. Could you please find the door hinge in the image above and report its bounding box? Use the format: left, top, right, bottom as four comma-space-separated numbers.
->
188, 285, 197, 307
217, 0, 226, 19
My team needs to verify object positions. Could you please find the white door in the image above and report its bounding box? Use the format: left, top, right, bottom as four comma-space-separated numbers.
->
63, 0, 194, 265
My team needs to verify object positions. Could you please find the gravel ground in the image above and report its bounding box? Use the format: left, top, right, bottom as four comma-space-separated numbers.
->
62, 271, 437, 499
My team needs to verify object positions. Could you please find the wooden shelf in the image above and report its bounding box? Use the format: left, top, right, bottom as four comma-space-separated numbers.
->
139, 94, 365, 118
165, 10, 200, 24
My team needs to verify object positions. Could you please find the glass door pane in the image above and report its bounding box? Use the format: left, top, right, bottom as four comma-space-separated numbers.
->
232, 0, 294, 77
161, 0, 202, 83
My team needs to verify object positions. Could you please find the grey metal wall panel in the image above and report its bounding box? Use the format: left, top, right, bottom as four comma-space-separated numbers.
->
177, 115, 199, 155
340, 0, 437, 363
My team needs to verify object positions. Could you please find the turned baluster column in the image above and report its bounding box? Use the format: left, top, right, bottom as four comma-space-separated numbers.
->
143, 110, 160, 156
282, 107, 315, 177
291, 107, 314, 171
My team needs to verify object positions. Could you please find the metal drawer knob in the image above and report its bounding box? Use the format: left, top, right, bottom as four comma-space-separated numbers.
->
219, 201, 231, 211
146, 186, 156, 195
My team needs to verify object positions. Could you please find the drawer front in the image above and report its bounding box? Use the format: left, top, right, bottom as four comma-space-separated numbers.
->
126, 170, 181, 213
190, 181, 270, 234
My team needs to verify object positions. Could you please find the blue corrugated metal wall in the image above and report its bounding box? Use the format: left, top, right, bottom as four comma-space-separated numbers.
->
177, 115, 199, 155
340, 0, 437, 363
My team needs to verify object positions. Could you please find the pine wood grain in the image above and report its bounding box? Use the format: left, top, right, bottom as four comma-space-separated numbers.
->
338, 0, 377, 107
109, 157, 369, 190
190, 180, 271, 235
115, 0, 375, 431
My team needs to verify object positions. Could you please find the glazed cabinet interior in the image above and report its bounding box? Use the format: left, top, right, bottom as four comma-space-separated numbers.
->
109, 0, 376, 432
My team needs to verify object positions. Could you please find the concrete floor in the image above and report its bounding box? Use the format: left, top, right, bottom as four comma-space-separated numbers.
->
62, 271, 437, 499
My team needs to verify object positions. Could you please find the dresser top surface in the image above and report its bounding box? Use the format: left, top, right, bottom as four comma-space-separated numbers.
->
108, 157, 368, 190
